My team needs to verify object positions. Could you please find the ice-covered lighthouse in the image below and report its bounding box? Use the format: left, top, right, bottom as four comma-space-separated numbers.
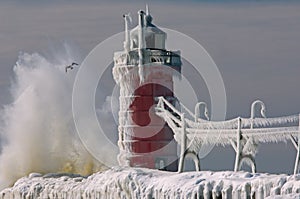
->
113, 7, 181, 171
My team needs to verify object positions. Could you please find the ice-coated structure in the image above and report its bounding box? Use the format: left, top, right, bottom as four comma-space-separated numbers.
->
1, 167, 300, 199
112, 7, 300, 175
155, 96, 300, 174
113, 7, 181, 171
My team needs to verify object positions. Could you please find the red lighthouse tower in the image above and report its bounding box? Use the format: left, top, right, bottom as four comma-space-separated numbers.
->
113, 7, 181, 171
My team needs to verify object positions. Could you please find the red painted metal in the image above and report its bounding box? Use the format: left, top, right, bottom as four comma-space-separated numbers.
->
127, 78, 178, 171
129, 110, 165, 127
123, 125, 174, 141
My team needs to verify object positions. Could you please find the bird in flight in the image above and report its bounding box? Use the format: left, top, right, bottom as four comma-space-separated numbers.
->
65, 62, 79, 73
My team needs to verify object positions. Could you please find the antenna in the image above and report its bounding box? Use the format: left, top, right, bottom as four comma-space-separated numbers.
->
123, 13, 131, 52
146, 4, 150, 16
127, 12, 132, 23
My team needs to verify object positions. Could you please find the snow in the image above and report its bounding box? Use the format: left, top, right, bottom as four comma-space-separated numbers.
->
1, 167, 300, 199
266, 194, 300, 199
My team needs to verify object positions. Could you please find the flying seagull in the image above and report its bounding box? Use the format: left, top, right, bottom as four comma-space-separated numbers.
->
65, 62, 79, 73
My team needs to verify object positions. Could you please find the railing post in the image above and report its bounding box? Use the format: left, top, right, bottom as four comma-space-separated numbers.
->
157, 97, 162, 109
294, 114, 300, 174
195, 103, 200, 122
234, 117, 242, 172
178, 113, 186, 173
194, 102, 209, 121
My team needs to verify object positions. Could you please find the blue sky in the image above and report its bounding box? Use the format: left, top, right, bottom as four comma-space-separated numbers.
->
0, 0, 300, 173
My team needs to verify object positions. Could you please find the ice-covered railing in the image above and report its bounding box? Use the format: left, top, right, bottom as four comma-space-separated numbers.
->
114, 48, 181, 69
155, 96, 300, 174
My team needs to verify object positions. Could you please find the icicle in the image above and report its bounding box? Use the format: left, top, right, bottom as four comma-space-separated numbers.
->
138, 10, 145, 83
221, 185, 232, 199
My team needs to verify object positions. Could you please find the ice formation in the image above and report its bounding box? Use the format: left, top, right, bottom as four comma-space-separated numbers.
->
1, 167, 300, 199
155, 96, 300, 173
113, 8, 181, 170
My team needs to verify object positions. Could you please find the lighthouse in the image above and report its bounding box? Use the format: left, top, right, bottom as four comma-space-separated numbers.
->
113, 7, 181, 171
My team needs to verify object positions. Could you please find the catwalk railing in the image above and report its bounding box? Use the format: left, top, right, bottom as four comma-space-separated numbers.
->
155, 96, 300, 174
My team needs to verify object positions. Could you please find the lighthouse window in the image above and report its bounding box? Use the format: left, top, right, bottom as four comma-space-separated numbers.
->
151, 56, 163, 63
166, 57, 171, 64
